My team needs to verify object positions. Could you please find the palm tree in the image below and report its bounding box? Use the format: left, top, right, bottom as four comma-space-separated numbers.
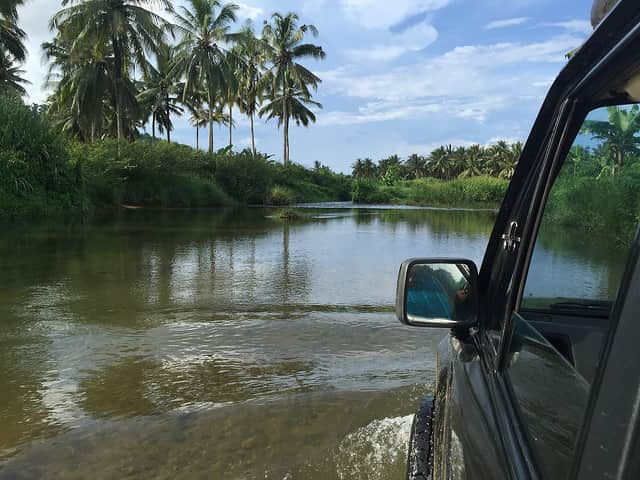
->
43, 34, 113, 141
0, 21, 26, 65
485, 141, 510, 177
260, 77, 322, 159
0, 0, 27, 63
0, 1, 23, 19
582, 105, 640, 174
262, 12, 325, 165
138, 44, 184, 143
498, 141, 522, 179
235, 24, 265, 157
184, 90, 207, 149
352, 158, 365, 178
173, 0, 238, 154
189, 107, 208, 149
362, 158, 378, 179
0, 48, 28, 96
405, 154, 426, 179
51, 0, 173, 145
458, 144, 484, 178
429, 145, 456, 180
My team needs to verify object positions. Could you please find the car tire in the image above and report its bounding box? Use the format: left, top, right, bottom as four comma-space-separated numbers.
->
407, 397, 435, 480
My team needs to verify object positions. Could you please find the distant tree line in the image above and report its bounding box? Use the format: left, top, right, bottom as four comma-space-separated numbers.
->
351, 141, 523, 184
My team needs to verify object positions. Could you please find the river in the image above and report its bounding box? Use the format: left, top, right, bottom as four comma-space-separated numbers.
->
0, 205, 625, 479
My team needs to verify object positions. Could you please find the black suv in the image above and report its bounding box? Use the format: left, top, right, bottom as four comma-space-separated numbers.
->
396, 1, 640, 479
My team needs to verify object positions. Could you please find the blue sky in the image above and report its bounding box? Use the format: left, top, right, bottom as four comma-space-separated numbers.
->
19, 0, 593, 173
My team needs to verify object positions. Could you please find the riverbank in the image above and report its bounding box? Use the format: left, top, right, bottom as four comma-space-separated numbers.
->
352, 177, 509, 209
0, 96, 351, 221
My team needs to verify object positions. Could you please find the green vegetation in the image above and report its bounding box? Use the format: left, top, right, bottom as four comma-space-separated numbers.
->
275, 208, 304, 221
543, 110, 640, 244
0, 95, 88, 220
351, 143, 519, 207
350, 107, 640, 241
352, 177, 508, 207
0, 95, 351, 220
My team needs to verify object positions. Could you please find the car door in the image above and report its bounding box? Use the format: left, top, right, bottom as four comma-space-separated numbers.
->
432, 2, 640, 479
479, 3, 640, 478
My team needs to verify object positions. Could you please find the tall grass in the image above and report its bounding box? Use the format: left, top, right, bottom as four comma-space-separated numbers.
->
353, 177, 509, 207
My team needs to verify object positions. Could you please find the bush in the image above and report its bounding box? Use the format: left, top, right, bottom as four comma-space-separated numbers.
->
273, 163, 352, 203
214, 150, 273, 204
267, 185, 297, 205
0, 95, 88, 220
545, 174, 639, 243
72, 139, 233, 208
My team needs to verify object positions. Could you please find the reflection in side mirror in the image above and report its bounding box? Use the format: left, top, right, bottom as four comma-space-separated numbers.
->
396, 259, 479, 328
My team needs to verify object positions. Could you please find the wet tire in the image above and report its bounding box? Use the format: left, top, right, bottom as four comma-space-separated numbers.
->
407, 398, 435, 480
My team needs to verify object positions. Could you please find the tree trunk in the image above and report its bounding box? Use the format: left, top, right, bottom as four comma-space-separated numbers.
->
166, 96, 171, 144
152, 112, 156, 140
229, 104, 233, 147
282, 96, 289, 166
112, 35, 124, 151
208, 90, 214, 154
196, 126, 199, 150
250, 112, 256, 158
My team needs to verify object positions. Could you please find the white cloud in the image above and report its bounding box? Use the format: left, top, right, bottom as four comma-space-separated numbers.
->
547, 19, 592, 35
340, 0, 452, 29
345, 22, 438, 62
17, 0, 61, 103
236, 2, 263, 21
485, 17, 530, 30
319, 35, 582, 126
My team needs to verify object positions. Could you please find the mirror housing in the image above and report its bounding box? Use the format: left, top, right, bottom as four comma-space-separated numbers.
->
396, 258, 479, 328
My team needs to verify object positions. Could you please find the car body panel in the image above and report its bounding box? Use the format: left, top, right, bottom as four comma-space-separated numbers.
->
423, 2, 640, 479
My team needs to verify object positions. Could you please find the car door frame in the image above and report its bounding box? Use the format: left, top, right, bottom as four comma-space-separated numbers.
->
469, 1, 640, 479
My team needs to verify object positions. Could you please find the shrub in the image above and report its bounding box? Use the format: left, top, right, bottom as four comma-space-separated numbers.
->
0, 95, 88, 220
267, 185, 297, 205
214, 150, 273, 204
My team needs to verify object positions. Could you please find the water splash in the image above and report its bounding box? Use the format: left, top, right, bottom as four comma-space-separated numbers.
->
335, 415, 413, 480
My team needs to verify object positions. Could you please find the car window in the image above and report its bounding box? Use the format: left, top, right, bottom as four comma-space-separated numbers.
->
506, 104, 640, 479
521, 104, 640, 313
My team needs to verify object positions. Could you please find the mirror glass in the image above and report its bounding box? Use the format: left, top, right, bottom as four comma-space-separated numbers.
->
405, 262, 475, 323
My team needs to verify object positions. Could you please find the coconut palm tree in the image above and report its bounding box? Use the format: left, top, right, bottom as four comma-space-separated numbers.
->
0, 48, 28, 96
352, 159, 365, 178
1, 0, 27, 64
362, 158, 378, 179
582, 105, 640, 174
183, 90, 207, 149
51, 0, 173, 145
429, 145, 456, 180
260, 77, 321, 160
43, 35, 112, 141
458, 144, 485, 178
235, 24, 265, 157
485, 141, 511, 177
173, 0, 238, 154
138, 44, 184, 143
262, 12, 325, 165
0, 20, 25, 64
405, 154, 426, 179
189, 106, 208, 149
498, 141, 522, 179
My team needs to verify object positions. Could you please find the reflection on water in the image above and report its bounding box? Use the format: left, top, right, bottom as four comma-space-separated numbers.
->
0, 206, 624, 479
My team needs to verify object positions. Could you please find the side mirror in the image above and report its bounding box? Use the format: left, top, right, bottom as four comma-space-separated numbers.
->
396, 258, 479, 328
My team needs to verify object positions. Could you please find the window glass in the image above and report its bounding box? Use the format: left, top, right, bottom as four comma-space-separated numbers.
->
522, 105, 640, 312
508, 104, 639, 479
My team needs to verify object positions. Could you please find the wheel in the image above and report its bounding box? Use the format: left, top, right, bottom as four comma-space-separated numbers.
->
407, 397, 435, 480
